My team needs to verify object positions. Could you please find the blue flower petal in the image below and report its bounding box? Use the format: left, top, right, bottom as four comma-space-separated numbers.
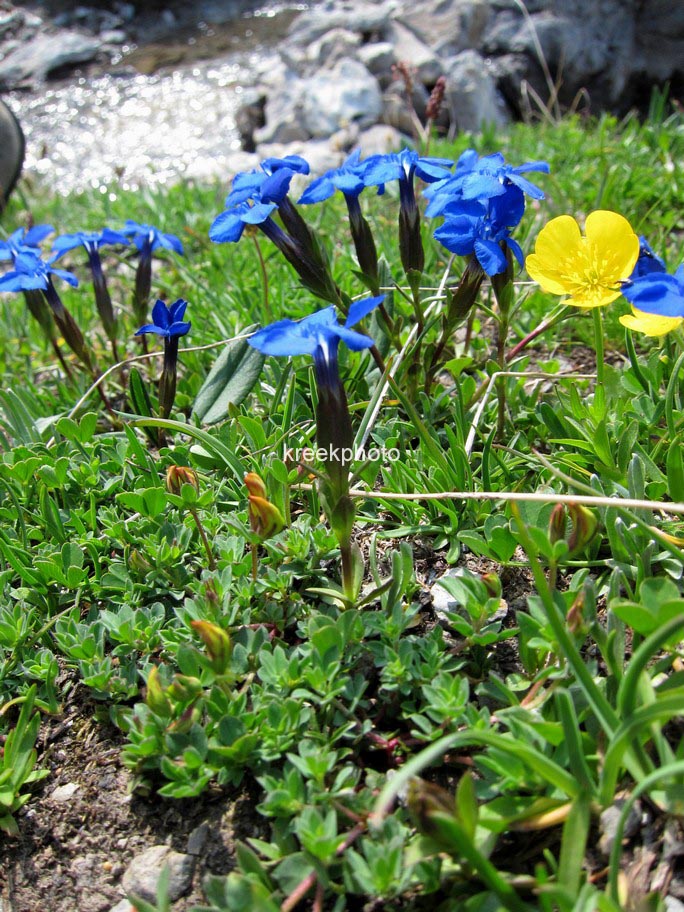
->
169, 298, 188, 323
506, 172, 545, 200
152, 299, 171, 329
622, 273, 684, 317
249, 319, 320, 357
50, 268, 79, 287
506, 237, 525, 269
298, 176, 336, 205
135, 324, 169, 337
24, 225, 54, 246
240, 201, 278, 225
332, 324, 375, 351
209, 210, 247, 243
474, 238, 508, 276
346, 294, 385, 327
168, 320, 191, 338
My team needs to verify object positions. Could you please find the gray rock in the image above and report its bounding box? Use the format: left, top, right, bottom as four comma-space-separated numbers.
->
382, 77, 430, 135
598, 801, 642, 856
665, 899, 684, 912
302, 57, 382, 138
122, 844, 194, 904
431, 568, 508, 627
50, 782, 80, 803
0, 99, 24, 208
442, 50, 509, 133
306, 28, 361, 68
357, 123, 406, 156
235, 86, 266, 150
357, 41, 396, 85
399, 0, 492, 58
109, 901, 133, 912
0, 11, 23, 38
187, 822, 209, 856
0, 31, 101, 89
254, 76, 310, 144
287, 2, 392, 46
384, 20, 443, 85
636, 0, 684, 83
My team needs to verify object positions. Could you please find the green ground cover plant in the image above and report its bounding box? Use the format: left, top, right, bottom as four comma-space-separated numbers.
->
2, 102, 684, 911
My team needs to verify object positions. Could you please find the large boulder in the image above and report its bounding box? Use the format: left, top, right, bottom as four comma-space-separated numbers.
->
0, 30, 101, 89
0, 99, 24, 208
302, 58, 383, 138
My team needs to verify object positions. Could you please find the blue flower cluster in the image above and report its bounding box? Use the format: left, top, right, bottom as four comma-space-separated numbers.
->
426, 150, 549, 276
211, 146, 549, 295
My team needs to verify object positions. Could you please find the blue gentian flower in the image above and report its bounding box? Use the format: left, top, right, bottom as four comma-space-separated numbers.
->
298, 149, 375, 206
52, 229, 129, 353
135, 298, 191, 339
0, 250, 94, 368
135, 298, 191, 420
251, 295, 382, 601
621, 265, 684, 318
459, 151, 549, 202
630, 236, 667, 279
363, 148, 452, 206
0, 250, 78, 293
434, 188, 526, 276
249, 295, 383, 386
123, 222, 183, 324
211, 159, 341, 304
122, 221, 184, 256
363, 148, 453, 278
424, 149, 549, 217
213, 158, 308, 242
298, 149, 383, 293
209, 198, 280, 244
51, 228, 129, 259
0, 224, 54, 261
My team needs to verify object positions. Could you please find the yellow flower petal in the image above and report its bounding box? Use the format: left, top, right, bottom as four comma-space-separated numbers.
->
619, 307, 683, 337
526, 215, 582, 295
526, 210, 639, 309
584, 210, 640, 287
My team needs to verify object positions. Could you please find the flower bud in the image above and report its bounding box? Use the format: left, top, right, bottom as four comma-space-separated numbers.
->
481, 572, 502, 600
129, 549, 152, 573
168, 674, 204, 702
548, 503, 568, 545
567, 503, 598, 557
425, 75, 447, 123
248, 494, 285, 540
190, 620, 231, 673
566, 591, 585, 634
145, 665, 172, 718
407, 778, 456, 845
166, 465, 199, 497
244, 472, 267, 499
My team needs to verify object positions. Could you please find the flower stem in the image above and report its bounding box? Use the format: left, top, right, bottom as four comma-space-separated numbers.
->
506, 306, 571, 362
189, 507, 216, 571
592, 306, 605, 388
251, 233, 271, 321
340, 542, 355, 603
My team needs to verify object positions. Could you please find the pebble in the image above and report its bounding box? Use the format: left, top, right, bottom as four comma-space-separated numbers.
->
122, 844, 195, 903
50, 782, 80, 802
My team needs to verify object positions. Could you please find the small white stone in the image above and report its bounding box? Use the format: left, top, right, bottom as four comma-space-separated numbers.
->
50, 782, 80, 803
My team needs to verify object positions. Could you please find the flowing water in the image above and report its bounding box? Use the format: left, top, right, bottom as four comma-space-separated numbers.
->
6, 3, 307, 194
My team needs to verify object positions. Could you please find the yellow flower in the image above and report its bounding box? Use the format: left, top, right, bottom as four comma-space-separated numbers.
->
526, 210, 639, 309
619, 307, 683, 337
